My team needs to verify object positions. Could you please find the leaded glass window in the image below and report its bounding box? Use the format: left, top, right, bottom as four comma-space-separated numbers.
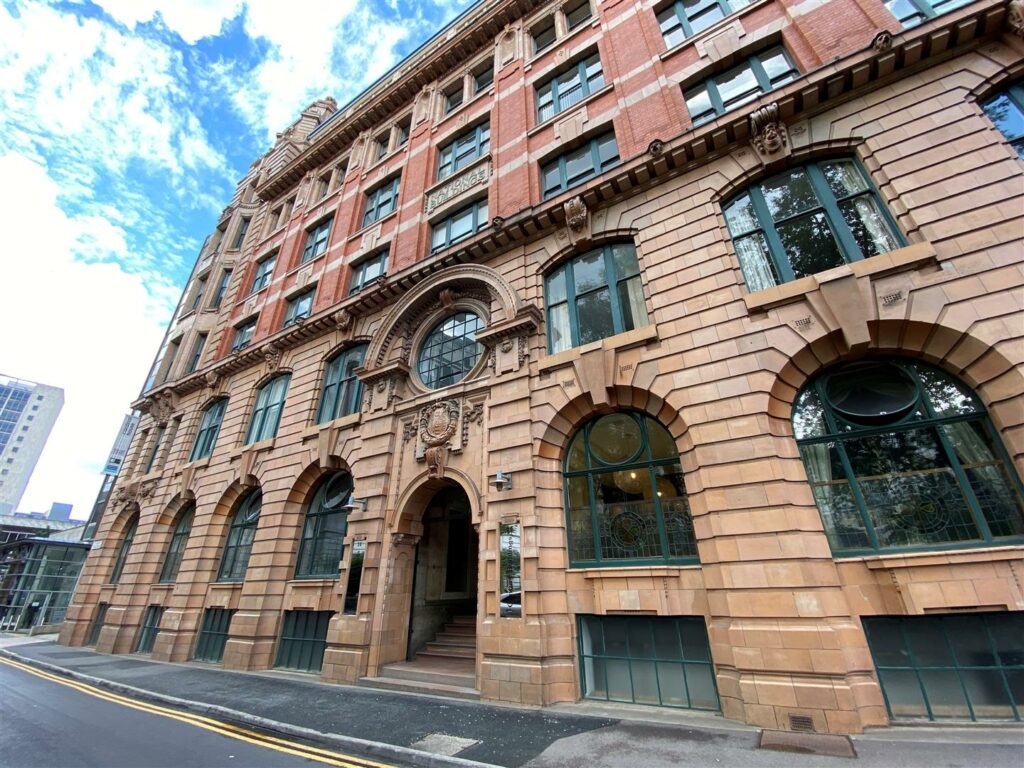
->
190, 398, 227, 461
724, 159, 902, 292
793, 360, 1024, 555
564, 412, 697, 566
245, 374, 290, 444
295, 473, 352, 578
159, 505, 193, 583
218, 490, 261, 581
684, 47, 798, 126
318, 346, 366, 423
110, 515, 137, 584
982, 84, 1024, 160
545, 243, 649, 353
417, 312, 485, 389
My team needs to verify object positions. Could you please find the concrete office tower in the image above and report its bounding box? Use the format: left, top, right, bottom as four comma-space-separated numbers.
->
0, 375, 64, 516
62, 0, 1024, 734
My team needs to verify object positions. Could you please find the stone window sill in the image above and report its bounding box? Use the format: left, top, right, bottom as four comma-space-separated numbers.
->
838, 544, 1024, 570
230, 438, 275, 458
575, 564, 701, 579
742, 241, 938, 314
538, 323, 659, 373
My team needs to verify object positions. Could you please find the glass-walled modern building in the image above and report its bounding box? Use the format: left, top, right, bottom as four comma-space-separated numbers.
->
0, 535, 88, 632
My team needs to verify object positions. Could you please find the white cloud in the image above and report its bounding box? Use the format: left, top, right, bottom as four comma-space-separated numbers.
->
90, 0, 244, 45
0, 153, 171, 519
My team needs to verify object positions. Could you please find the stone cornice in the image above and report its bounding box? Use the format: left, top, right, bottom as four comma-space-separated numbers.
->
136, 0, 1009, 413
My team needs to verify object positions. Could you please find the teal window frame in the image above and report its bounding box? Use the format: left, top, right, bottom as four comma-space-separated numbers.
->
348, 250, 388, 295
430, 199, 489, 253
231, 217, 250, 250
143, 426, 165, 474
210, 268, 232, 309
684, 46, 798, 126
443, 80, 464, 114
186, 333, 207, 373
863, 613, 1023, 722
417, 312, 485, 389
793, 359, 1024, 557
230, 319, 256, 353
190, 398, 227, 462
194, 607, 235, 663
883, 0, 972, 28
275, 610, 333, 672
656, 0, 752, 48
724, 158, 903, 291
541, 131, 620, 199
396, 121, 409, 148
565, 0, 593, 31
135, 606, 164, 654
317, 345, 366, 424
544, 242, 648, 353
532, 18, 556, 54
295, 473, 352, 579
217, 490, 261, 582
473, 64, 494, 94
578, 615, 720, 711
982, 83, 1024, 159
564, 412, 698, 567
537, 52, 605, 123
438, 123, 490, 180
249, 255, 275, 294
245, 374, 290, 444
283, 288, 315, 328
159, 506, 194, 583
110, 516, 137, 584
362, 177, 400, 228
300, 218, 332, 265
189, 277, 207, 311
87, 603, 108, 646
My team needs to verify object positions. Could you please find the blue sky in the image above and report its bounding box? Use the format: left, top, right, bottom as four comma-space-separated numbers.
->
0, 0, 476, 518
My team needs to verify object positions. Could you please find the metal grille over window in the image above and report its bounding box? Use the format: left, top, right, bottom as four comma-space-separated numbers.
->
295, 473, 352, 578
792, 360, 1024, 555
217, 490, 261, 581
275, 610, 333, 672
417, 312, 484, 389
724, 159, 902, 291
863, 613, 1023, 721
135, 606, 164, 654
579, 615, 720, 710
564, 412, 697, 567
194, 608, 235, 663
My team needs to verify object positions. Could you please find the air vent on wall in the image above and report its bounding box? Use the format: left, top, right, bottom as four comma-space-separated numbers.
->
788, 714, 816, 733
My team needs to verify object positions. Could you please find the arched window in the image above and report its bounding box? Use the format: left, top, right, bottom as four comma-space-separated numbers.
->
417, 312, 484, 389
545, 243, 649, 353
793, 360, 1024, 555
190, 398, 227, 461
218, 490, 261, 581
723, 159, 902, 292
159, 505, 194, 583
245, 374, 290, 444
295, 473, 352, 578
564, 412, 697, 566
109, 514, 137, 584
317, 346, 366, 423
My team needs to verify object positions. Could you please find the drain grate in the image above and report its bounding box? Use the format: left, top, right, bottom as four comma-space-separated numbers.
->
789, 714, 816, 733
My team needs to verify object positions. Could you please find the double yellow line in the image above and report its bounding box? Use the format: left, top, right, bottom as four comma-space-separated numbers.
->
0, 655, 396, 768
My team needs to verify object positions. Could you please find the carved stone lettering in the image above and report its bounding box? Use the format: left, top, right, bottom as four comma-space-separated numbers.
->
426, 164, 489, 213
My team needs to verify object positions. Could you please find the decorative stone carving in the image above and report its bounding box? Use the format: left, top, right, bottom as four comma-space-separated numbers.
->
413, 86, 435, 125
334, 309, 353, 332
148, 391, 176, 425
263, 343, 282, 370
871, 30, 893, 51
439, 288, 458, 308
648, 139, 665, 156
498, 24, 520, 67
491, 216, 505, 230
1010, 0, 1024, 37
500, 338, 514, 353
565, 196, 588, 232
204, 371, 220, 389
401, 419, 418, 443
425, 162, 489, 213
750, 102, 787, 156
419, 400, 460, 479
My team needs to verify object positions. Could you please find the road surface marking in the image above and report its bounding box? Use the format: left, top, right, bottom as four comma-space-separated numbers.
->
0, 656, 397, 768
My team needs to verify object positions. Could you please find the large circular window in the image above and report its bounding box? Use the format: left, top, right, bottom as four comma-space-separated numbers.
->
417, 312, 484, 389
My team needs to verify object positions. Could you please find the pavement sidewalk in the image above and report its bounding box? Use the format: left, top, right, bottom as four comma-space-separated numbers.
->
2, 638, 1022, 768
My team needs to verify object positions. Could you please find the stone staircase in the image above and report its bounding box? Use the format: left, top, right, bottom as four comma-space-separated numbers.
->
360, 615, 478, 700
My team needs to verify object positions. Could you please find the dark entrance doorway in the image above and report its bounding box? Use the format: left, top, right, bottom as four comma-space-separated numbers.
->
407, 485, 477, 660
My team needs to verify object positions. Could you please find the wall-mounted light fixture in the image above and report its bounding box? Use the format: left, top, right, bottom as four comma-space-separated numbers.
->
489, 471, 513, 492
341, 497, 368, 513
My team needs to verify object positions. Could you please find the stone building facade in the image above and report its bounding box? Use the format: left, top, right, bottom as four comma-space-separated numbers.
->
61, 0, 1024, 734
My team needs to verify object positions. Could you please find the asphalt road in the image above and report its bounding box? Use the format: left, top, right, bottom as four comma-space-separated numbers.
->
0, 659, 399, 768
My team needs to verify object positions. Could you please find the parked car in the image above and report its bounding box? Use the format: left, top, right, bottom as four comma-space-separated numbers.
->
499, 591, 521, 618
